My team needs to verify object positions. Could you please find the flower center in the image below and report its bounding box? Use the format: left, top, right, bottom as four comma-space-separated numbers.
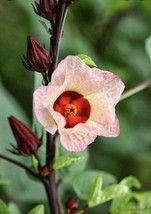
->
63, 104, 77, 117
53, 91, 90, 128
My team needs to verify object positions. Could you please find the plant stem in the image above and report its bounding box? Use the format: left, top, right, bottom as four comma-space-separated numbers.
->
46, 132, 58, 168
43, 171, 61, 214
120, 79, 151, 101
45, 132, 60, 214
45, 1, 70, 214
0, 154, 40, 179
48, 0, 69, 81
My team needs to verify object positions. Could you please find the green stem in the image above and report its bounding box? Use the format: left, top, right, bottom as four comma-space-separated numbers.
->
120, 79, 151, 101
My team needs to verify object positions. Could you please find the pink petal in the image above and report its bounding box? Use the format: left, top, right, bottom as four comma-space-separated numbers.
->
50, 56, 105, 95
87, 117, 120, 137
33, 85, 58, 134
59, 124, 97, 152
33, 55, 125, 152
85, 69, 124, 137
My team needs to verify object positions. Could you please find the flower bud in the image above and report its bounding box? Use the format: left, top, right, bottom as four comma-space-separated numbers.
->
65, 196, 79, 213
22, 36, 50, 73
8, 116, 42, 156
39, 166, 50, 176
33, 0, 58, 22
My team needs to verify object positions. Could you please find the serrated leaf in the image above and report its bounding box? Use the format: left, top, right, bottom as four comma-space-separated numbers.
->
73, 170, 117, 200
38, 20, 49, 34
53, 156, 83, 170
120, 176, 141, 189
87, 176, 103, 207
27, 204, 44, 214
0, 200, 10, 214
77, 54, 97, 67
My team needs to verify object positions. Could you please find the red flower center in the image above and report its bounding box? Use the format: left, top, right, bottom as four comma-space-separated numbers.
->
53, 91, 91, 128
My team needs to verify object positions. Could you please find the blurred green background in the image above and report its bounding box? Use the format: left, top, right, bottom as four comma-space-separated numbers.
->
0, 0, 151, 213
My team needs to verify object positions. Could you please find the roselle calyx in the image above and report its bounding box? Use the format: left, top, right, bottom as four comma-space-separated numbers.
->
22, 36, 50, 73
33, 0, 58, 22
8, 116, 42, 156
65, 196, 79, 213
39, 165, 50, 176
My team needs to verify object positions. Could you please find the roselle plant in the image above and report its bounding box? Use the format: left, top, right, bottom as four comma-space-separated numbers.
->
1, 0, 151, 214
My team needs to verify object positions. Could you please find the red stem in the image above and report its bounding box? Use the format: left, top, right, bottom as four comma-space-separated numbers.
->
48, 0, 69, 81
0, 154, 40, 179
45, 1, 71, 214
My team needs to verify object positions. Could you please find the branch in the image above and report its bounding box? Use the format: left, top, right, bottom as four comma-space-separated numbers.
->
0, 154, 40, 179
120, 79, 151, 101
48, 0, 69, 81
44, 1, 71, 214
46, 132, 58, 168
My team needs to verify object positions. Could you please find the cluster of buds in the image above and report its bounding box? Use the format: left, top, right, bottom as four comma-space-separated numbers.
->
22, 0, 77, 74
22, 0, 59, 74
8, 116, 42, 156
33, 0, 59, 23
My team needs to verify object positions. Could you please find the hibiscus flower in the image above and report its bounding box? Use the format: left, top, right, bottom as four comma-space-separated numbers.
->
33, 55, 125, 152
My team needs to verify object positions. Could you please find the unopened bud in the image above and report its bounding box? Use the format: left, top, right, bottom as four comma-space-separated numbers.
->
22, 36, 50, 73
33, 0, 58, 22
39, 166, 50, 176
65, 196, 79, 213
8, 116, 42, 156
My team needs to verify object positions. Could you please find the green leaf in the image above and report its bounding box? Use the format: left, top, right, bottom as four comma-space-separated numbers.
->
145, 36, 151, 61
73, 170, 117, 200
110, 193, 138, 214
8, 203, 21, 214
134, 192, 151, 210
0, 200, 10, 214
53, 156, 83, 170
31, 155, 39, 171
86, 175, 130, 208
100, 184, 129, 205
0, 179, 10, 186
38, 20, 49, 34
77, 54, 97, 67
58, 147, 89, 176
87, 176, 103, 207
120, 176, 141, 189
27, 204, 44, 214
110, 192, 151, 214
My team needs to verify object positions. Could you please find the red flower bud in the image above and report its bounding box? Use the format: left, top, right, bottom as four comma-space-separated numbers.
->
39, 166, 50, 176
22, 36, 50, 73
8, 116, 42, 156
65, 196, 79, 213
33, 0, 58, 22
